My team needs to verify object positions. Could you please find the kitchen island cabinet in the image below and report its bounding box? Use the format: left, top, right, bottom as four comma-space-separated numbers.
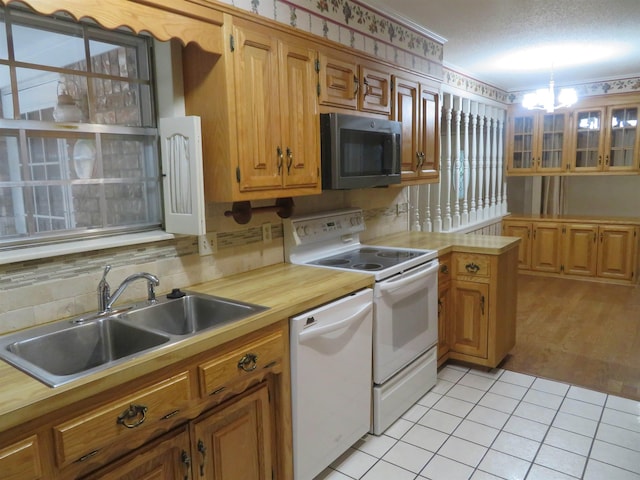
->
370, 232, 520, 369
503, 215, 640, 284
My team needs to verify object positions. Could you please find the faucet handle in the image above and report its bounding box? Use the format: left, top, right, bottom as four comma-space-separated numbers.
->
98, 265, 112, 312
101, 265, 111, 282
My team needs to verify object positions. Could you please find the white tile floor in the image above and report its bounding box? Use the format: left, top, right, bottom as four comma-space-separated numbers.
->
315, 365, 640, 480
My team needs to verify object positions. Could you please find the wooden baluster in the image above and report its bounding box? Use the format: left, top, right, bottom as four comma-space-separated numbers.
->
422, 184, 433, 232
443, 94, 453, 231
484, 114, 492, 220
490, 107, 499, 217
452, 96, 461, 229
461, 98, 471, 226
477, 105, 485, 222
469, 101, 478, 224
411, 185, 421, 231
499, 110, 508, 215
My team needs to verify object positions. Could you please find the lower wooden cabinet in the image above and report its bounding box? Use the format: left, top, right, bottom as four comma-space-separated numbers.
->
192, 383, 271, 480
437, 247, 518, 369
0, 320, 291, 480
504, 217, 639, 284
437, 255, 451, 365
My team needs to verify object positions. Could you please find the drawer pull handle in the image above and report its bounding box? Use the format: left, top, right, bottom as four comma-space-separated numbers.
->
181, 450, 191, 480
197, 439, 207, 476
238, 352, 258, 372
117, 403, 148, 429
440, 264, 449, 274
465, 262, 480, 273
76, 449, 100, 463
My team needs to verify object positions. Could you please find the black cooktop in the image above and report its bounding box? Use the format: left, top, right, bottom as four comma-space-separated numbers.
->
308, 247, 425, 272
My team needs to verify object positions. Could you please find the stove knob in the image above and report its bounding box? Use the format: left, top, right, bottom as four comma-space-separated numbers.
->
296, 226, 310, 237
351, 217, 361, 226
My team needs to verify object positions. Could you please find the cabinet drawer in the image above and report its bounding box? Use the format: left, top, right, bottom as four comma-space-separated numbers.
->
199, 330, 284, 397
53, 372, 191, 467
438, 255, 451, 285
454, 253, 491, 279
0, 435, 42, 480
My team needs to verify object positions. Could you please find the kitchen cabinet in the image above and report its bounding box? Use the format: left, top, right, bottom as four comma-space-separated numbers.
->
183, 18, 321, 202
0, 320, 291, 480
0, 435, 43, 480
392, 75, 440, 184
191, 383, 271, 479
502, 220, 562, 273
318, 52, 391, 114
504, 215, 639, 284
506, 109, 569, 175
448, 249, 518, 368
570, 103, 640, 173
437, 254, 451, 365
564, 224, 637, 281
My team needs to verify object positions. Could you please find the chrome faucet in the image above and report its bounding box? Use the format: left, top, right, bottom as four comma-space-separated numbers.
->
97, 265, 160, 313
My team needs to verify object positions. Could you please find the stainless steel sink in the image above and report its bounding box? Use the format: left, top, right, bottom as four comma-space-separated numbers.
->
119, 293, 267, 335
0, 291, 268, 388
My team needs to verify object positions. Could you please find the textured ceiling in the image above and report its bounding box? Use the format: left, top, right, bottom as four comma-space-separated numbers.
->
366, 0, 640, 92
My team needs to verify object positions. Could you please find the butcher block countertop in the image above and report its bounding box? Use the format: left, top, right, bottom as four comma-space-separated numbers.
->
502, 214, 640, 226
370, 231, 521, 255
0, 231, 519, 431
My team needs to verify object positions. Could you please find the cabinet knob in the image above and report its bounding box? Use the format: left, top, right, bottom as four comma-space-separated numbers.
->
116, 403, 148, 429
465, 262, 480, 274
440, 264, 449, 274
238, 352, 259, 372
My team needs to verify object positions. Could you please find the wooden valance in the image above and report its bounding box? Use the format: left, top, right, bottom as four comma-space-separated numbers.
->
2, 0, 225, 53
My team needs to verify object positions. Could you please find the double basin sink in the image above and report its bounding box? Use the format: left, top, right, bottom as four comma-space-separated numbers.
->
0, 291, 268, 387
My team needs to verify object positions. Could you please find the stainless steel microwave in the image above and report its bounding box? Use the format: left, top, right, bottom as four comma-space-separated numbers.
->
320, 113, 402, 190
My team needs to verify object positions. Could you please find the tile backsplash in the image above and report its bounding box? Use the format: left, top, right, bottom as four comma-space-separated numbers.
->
0, 188, 408, 335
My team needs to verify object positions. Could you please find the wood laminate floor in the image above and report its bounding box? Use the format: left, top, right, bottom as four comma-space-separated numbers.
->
500, 274, 640, 402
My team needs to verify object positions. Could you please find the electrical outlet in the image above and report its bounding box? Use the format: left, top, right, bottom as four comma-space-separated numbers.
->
262, 223, 272, 243
396, 202, 409, 215
198, 232, 217, 256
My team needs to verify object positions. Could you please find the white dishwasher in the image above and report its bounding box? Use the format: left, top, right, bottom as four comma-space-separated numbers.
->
290, 288, 373, 480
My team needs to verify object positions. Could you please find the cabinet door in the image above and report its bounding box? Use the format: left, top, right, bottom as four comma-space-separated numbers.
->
507, 113, 537, 173
571, 108, 605, 171
233, 24, 283, 192
191, 383, 272, 480
0, 435, 43, 480
531, 222, 562, 272
82, 428, 192, 480
451, 280, 489, 359
318, 53, 357, 109
538, 112, 568, 173
359, 65, 391, 114
503, 220, 532, 270
605, 105, 640, 171
279, 42, 320, 190
563, 224, 598, 276
417, 84, 439, 180
393, 76, 420, 180
597, 226, 636, 280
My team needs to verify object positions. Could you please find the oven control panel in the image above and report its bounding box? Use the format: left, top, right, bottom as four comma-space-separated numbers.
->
284, 208, 365, 246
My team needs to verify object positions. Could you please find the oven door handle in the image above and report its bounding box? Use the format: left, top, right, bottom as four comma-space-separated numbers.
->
377, 261, 438, 296
298, 303, 372, 342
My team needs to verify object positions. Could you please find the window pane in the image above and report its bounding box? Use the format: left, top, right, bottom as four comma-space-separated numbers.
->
89, 40, 145, 79
101, 135, 157, 179
91, 78, 149, 126
72, 184, 102, 228
105, 181, 160, 226
0, 11, 7, 59
12, 21, 86, 71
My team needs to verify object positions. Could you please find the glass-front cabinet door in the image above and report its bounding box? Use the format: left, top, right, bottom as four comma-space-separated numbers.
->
572, 108, 605, 171
606, 105, 639, 171
507, 110, 567, 174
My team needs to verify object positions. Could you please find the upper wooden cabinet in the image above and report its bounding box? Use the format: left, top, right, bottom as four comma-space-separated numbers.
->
183, 18, 321, 202
570, 103, 640, 173
318, 53, 392, 114
506, 109, 569, 175
392, 75, 440, 184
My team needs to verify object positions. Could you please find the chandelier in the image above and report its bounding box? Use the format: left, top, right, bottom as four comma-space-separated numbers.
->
522, 71, 577, 113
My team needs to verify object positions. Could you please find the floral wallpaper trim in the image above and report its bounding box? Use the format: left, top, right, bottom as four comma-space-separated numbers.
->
443, 67, 509, 103
507, 76, 640, 103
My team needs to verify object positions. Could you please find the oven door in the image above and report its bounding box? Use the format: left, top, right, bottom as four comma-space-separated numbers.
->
372, 259, 438, 384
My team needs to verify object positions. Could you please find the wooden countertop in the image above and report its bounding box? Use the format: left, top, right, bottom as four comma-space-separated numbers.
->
0, 230, 519, 432
370, 231, 521, 255
504, 214, 640, 226
0, 263, 373, 432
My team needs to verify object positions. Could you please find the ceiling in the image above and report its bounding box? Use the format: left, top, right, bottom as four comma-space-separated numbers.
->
366, 0, 640, 92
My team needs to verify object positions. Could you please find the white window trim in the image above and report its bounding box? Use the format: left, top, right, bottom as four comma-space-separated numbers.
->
0, 230, 174, 265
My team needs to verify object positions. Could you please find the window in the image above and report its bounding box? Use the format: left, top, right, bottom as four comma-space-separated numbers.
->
0, 6, 161, 250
